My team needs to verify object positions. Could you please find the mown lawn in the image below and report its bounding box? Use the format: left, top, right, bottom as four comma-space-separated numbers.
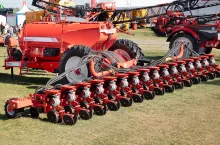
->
0, 29, 220, 145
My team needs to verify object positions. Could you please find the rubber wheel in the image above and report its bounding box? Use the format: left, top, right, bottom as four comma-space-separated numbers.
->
4, 99, 22, 118
132, 94, 144, 103
207, 73, 216, 80
12, 48, 22, 61
64, 106, 74, 114
200, 75, 208, 82
94, 106, 105, 116
215, 71, 220, 78
80, 102, 93, 119
204, 48, 212, 54
174, 82, 184, 89
47, 110, 59, 123
108, 39, 144, 65
191, 77, 200, 84
30, 107, 39, 118
79, 110, 90, 120
164, 85, 174, 93
63, 114, 77, 125
169, 33, 199, 58
107, 102, 120, 111
143, 91, 155, 100
120, 98, 132, 107
59, 45, 92, 84
183, 80, 193, 87
154, 88, 165, 95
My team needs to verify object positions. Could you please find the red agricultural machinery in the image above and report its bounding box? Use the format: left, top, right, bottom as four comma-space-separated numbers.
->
167, 13, 220, 55
4, 41, 220, 125
3, 0, 220, 125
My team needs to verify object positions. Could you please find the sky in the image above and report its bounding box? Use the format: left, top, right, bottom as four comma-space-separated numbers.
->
0, 0, 175, 9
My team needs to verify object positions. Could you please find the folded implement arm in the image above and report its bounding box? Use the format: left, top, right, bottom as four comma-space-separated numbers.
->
32, 0, 220, 24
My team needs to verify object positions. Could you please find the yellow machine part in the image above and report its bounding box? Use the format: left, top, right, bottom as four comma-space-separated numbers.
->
132, 9, 148, 28
25, 11, 45, 23
133, 9, 148, 18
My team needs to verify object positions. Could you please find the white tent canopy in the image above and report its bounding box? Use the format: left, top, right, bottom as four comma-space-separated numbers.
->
16, 1, 31, 26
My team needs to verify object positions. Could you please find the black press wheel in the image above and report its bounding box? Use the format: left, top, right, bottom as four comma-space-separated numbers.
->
79, 110, 91, 120
63, 114, 77, 125
120, 98, 132, 107
143, 91, 155, 100
94, 106, 105, 116
174, 82, 184, 89
30, 107, 39, 118
47, 110, 60, 123
164, 85, 175, 93
215, 71, 220, 78
207, 73, 216, 80
132, 94, 144, 103
4, 100, 23, 119
80, 102, 93, 120
191, 77, 200, 84
182, 79, 193, 87
199, 75, 208, 82
107, 101, 120, 111
154, 88, 165, 96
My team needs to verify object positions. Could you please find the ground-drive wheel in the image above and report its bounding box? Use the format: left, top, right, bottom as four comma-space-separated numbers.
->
59, 45, 92, 84
169, 33, 210, 58
108, 39, 144, 65
4, 99, 23, 118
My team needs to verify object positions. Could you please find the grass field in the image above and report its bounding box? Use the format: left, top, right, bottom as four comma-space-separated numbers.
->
0, 29, 220, 145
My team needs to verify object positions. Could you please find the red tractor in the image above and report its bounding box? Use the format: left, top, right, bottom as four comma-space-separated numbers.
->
167, 14, 220, 55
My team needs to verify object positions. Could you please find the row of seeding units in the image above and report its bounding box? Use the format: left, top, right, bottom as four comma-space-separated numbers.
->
3, 0, 220, 126
4, 43, 220, 125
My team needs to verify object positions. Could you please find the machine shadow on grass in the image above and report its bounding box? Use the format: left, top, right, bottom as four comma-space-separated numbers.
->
0, 73, 50, 87
206, 79, 220, 87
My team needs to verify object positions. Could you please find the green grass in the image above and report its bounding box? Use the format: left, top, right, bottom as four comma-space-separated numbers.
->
0, 31, 220, 145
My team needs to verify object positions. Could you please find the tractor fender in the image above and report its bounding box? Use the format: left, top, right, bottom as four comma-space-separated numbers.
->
167, 27, 199, 43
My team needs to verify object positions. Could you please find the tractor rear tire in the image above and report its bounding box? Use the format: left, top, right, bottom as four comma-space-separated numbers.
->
169, 33, 199, 58
59, 45, 92, 84
108, 39, 144, 65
